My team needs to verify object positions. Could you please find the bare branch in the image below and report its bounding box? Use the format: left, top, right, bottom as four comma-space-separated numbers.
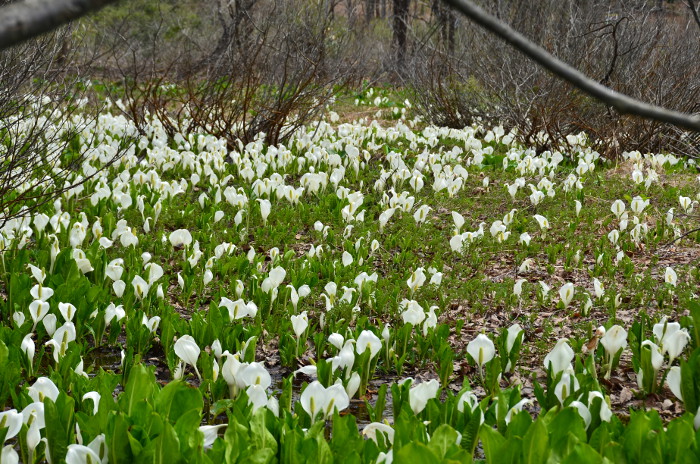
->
442, 0, 700, 132
0, 0, 120, 50
686, 0, 700, 32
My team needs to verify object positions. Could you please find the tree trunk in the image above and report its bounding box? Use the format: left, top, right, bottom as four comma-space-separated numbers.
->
432, 0, 456, 54
366, 0, 376, 23
393, 0, 409, 68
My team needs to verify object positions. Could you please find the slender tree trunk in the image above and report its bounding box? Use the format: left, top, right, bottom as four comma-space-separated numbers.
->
447, 8, 456, 54
348, 0, 357, 29
366, 0, 376, 23
432, 0, 456, 54
393, 0, 409, 68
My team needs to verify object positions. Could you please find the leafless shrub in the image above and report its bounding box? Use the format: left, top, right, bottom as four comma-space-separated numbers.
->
408, 50, 493, 127
410, 0, 700, 157
99, 0, 356, 148
0, 27, 126, 226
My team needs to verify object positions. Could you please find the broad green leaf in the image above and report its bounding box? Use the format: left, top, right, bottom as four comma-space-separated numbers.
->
108, 413, 135, 464
154, 421, 182, 464
250, 408, 278, 457
394, 442, 440, 463
121, 364, 156, 416
155, 380, 203, 424
588, 422, 611, 455
480, 426, 506, 464
689, 301, 700, 350
522, 417, 548, 464
128, 426, 148, 460
548, 408, 586, 459
174, 408, 205, 457
314, 433, 334, 464
428, 424, 460, 459
507, 410, 533, 439
393, 410, 428, 450
602, 442, 625, 463
248, 447, 277, 464
565, 442, 604, 464
0, 340, 8, 365
206, 437, 226, 464
330, 413, 364, 458
680, 353, 699, 413
280, 424, 304, 464
663, 417, 694, 463
224, 419, 249, 463
461, 409, 482, 455
44, 397, 72, 464
622, 410, 661, 464
367, 383, 387, 423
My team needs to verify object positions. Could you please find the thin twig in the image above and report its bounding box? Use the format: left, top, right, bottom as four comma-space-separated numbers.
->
662, 227, 700, 248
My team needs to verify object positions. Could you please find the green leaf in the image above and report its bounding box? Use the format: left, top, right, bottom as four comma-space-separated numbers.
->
108, 413, 135, 464
460, 409, 482, 455
507, 410, 532, 439
622, 410, 662, 463
602, 442, 626, 463
367, 384, 387, 423
154, 421, 182, 464
0, 340, 8, 365
174, 408, 205, 458
128, 425, 149, 460
394, 442, 440, 463
224, 419, 249, 463
330, 413, 363, 458
588, 422, 611, 455
565, 442, 604, 464
522, 418, 548, 464
664, 417, 694, 462
548, 408, 586, 459
280, 423, 304, 464
121, 364, 157, 416
428, 424, 460, 459
689, 301, 700, 350
250, 408, 278, 457
680, 352, 699, 413
393, 410, 427, 450
480, 426, 506, 464
495, 391, 511, 433
44, 397, 72, 464
155, 380, 203, 424
313, 433, 334, 464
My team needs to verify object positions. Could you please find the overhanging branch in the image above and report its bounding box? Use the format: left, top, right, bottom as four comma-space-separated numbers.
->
686, 0, 700, 32
443, 0, 700, 132
0, 0, 120, 50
